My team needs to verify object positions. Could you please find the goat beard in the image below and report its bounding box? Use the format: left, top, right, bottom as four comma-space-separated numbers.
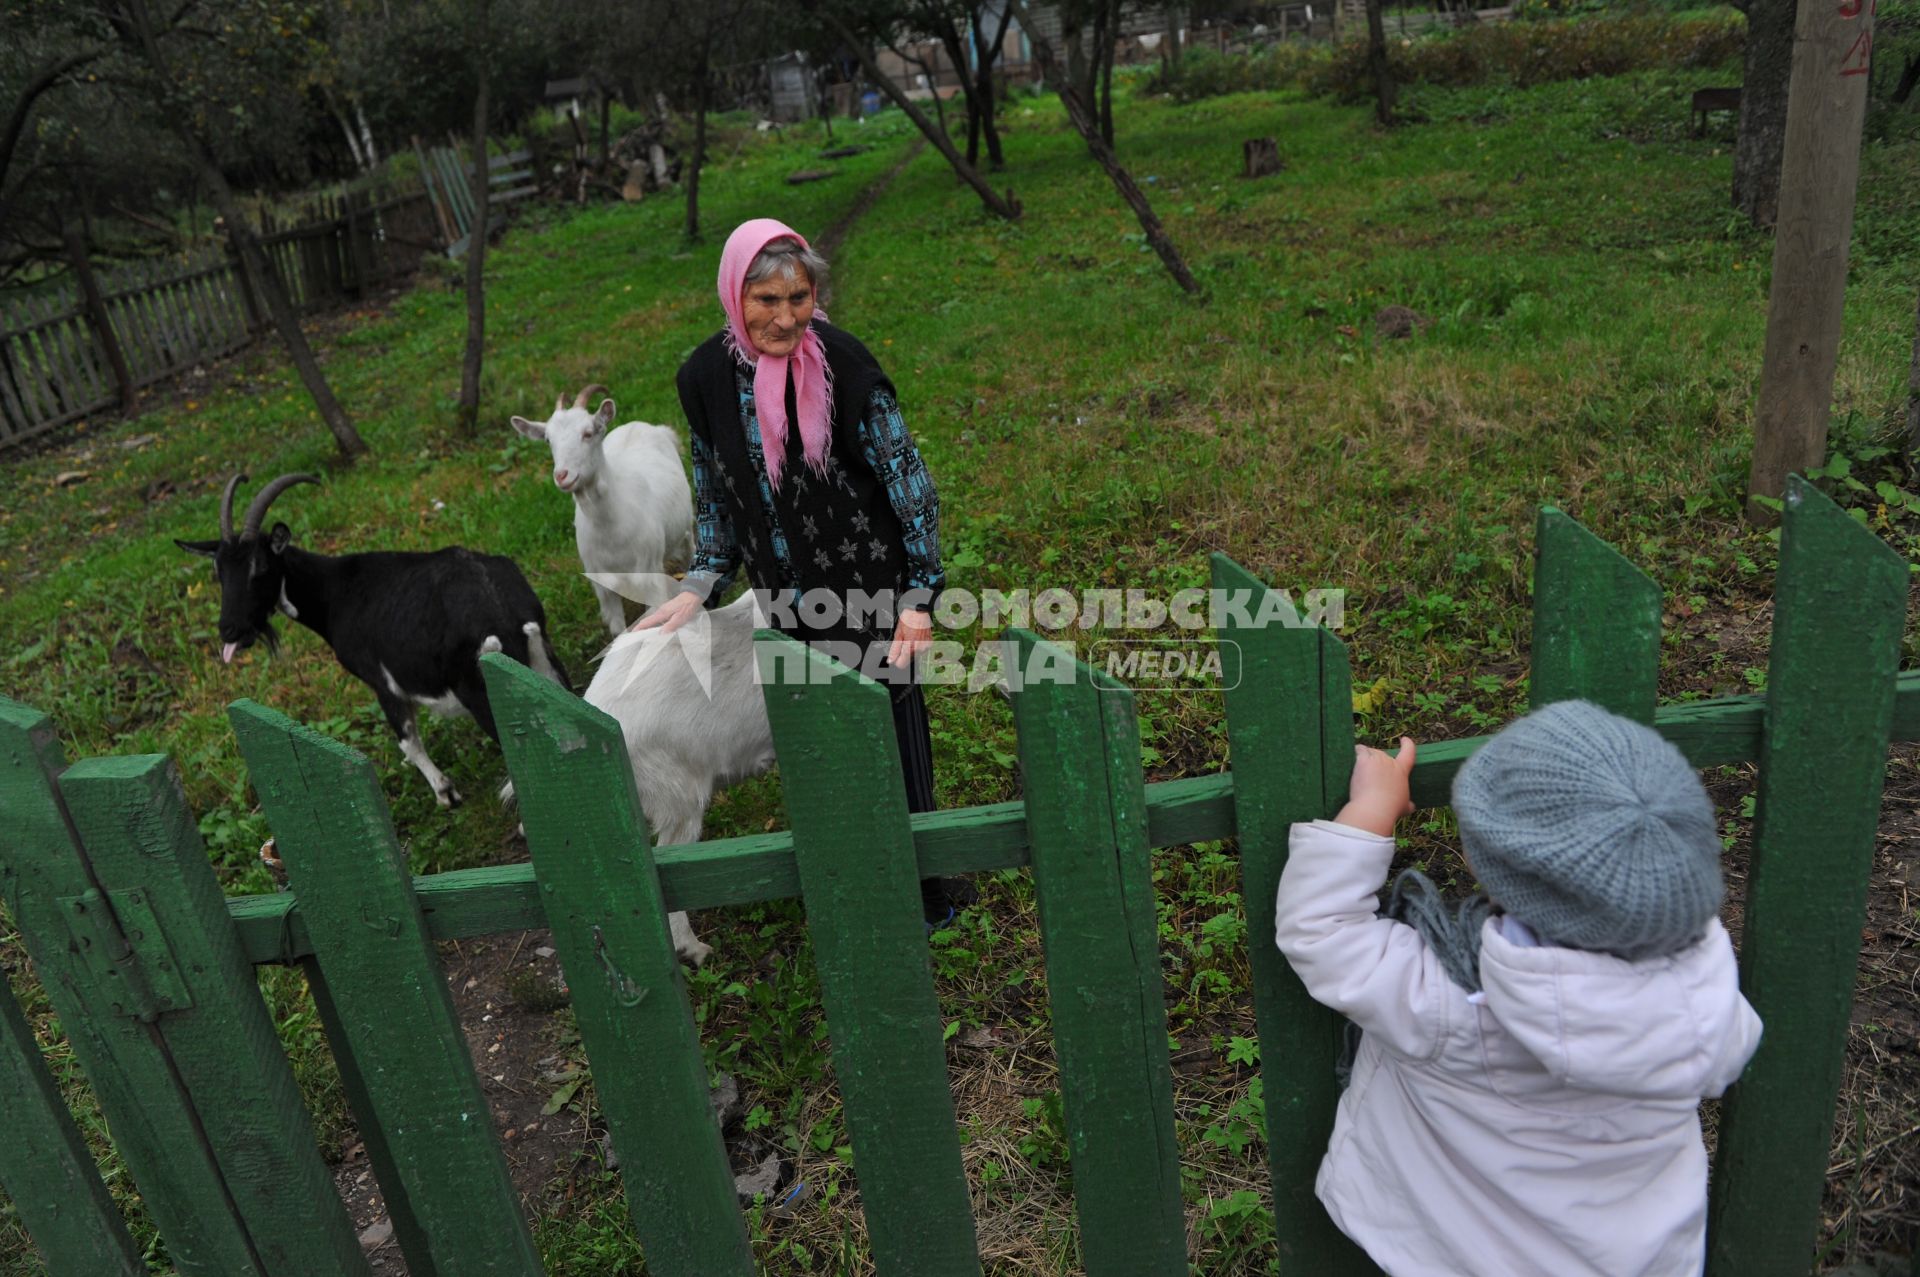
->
222, 621, 280, 665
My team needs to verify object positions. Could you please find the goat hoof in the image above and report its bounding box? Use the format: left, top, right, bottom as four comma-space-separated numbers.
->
679, 940, 714, 968
437, 787, 464, 809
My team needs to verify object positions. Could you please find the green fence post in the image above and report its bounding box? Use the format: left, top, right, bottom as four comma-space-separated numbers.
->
1210, 555, 1373, 1274
1530, 507, 1663, 721
229, 699, 545, 1276
481, 653, 756, 1277
0, 697, 266, 1277
754, 633, 982, 1276
301, 957, 442, 1277
1706, 476, 1907, 1276
57, 754, 371, 1277
1004, 629, 1187, 1276
0, 967, 143, 1276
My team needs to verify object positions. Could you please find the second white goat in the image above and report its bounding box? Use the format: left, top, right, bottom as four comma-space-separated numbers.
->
511, 385, 694, 637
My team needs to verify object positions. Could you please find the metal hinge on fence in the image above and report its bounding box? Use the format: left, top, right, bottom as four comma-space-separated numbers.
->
60, 887, 193, 1021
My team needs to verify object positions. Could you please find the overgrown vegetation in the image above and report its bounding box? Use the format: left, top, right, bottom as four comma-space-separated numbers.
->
1148, 9, 1747, 102
2, 61, 1918, 1274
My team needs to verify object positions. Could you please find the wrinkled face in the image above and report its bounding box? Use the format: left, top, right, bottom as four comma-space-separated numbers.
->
511, 400, 614, 493
741, 266, 815, 357
176, 528, 290, 663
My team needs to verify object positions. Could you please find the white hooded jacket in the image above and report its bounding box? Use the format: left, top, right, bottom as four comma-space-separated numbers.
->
1274, 820, 1764, 1277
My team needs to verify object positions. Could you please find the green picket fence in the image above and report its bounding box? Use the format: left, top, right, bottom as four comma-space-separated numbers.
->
0, 474, 1912, 1277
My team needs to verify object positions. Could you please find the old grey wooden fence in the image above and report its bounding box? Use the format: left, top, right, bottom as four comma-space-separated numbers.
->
0, 182, 436, 453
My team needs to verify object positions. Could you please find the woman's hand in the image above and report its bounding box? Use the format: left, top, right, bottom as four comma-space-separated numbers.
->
887, 608, 933, 672
1334, 737, 1417, 838
629, 590, 702, 636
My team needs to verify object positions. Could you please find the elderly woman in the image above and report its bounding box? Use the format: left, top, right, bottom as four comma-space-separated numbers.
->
635, 218, 964, 924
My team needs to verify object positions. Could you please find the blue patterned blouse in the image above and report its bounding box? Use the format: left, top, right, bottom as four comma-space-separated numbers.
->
679, 370, 944, 605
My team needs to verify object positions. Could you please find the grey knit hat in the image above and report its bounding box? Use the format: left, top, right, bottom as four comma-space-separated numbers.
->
1451, 699, 1724, 960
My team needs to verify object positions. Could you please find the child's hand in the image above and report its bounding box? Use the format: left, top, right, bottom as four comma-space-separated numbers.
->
1334, 737, 1417, 838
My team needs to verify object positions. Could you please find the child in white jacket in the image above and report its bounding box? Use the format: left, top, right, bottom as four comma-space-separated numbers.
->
1275, 699, 1764, 1277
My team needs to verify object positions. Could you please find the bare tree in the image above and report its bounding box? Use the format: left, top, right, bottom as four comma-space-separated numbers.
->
457, 0, 491, 437
813, 2, 1023, 220
1732, 0, 1796, 228
1003, 0, 1202, 295
1366, 0, 1396, 124
104, 0, 367, 460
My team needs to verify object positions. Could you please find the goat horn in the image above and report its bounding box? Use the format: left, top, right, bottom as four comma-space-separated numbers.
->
573, 383, 610, 410
220, 472, 248, 541
241, 473, 319, 539
554, 393, 565, 417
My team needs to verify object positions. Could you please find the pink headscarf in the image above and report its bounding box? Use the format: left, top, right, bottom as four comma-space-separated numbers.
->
718, 218, 832, 491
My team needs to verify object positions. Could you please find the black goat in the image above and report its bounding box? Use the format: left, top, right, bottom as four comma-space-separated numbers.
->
177, 472, 570, 806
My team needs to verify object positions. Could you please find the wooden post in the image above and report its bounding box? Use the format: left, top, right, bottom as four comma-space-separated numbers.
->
1242, 137, 1282, 178
752, 634, 983, 1275
1211, 556, 1372, 1272
1004, 631, 1188, 1275
1530, 508, 1663, 723
1743, 0, 1878, 523
0, 974, 143, 1276
480, 655, 756, 1277
1707, 476, 1906, 1272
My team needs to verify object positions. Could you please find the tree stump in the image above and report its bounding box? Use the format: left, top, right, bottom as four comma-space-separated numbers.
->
1243, 137, 1282, 178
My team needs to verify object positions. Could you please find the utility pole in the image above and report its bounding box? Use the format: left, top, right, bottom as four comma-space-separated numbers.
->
1745, 0, 1878, 524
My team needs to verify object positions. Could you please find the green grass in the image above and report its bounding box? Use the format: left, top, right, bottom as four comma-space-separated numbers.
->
3, 64, 1918, 1274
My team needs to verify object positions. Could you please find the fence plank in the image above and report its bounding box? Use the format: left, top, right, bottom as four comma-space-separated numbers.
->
754, 634, 983, 1275
1004, 629, 1188, 1276
1530, 507, 1663, 722
228, 698, 545, 1276
1706, 476, 1907, 1275
301, 958, 442, 1277
57, 755, 372, 1277
0, 698, 266, 1276
1209, 554, 1373, 1272
7, 317, 55, 423
0, 968, 144, 1276
0, 334, 32, 439
481, 653, 757, 1277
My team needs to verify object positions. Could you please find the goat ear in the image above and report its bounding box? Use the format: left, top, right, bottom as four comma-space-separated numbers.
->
593, 398, 615, 430
268, 522, 293, 554
175, 538, 220, 559
509, 414, 547, 441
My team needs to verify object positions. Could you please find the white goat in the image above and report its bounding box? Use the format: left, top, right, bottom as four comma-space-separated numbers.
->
582, 592, 774, 966
510, 385, 694, 637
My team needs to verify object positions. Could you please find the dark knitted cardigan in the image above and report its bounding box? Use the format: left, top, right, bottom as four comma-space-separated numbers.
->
676, 318, 917, 647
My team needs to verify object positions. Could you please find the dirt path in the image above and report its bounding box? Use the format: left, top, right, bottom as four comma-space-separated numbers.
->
817, 135, 929, 261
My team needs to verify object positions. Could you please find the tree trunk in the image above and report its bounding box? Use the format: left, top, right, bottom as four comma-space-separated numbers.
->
1744, 0, 1875, 522
1733, 0, 1797, 228
457, 0, 491, 438
1893, 51, 1920, 104
818, 10, 1021, 220
973, 1, 1011, 170
1166, 3, 1183, 67
111, 0, 365, 459
686, 49, 710, 242
354, 100, 380, 167
1366, 0, 1396, 124
1003, 0, 1201, 295
64, 218, 136, 416
1098, 0, 1118, 146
